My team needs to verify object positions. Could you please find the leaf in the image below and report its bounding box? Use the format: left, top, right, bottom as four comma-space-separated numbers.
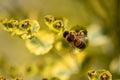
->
25, 30, 55, 55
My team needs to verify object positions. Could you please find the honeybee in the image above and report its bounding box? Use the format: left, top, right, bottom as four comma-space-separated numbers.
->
63, 29, 88, 50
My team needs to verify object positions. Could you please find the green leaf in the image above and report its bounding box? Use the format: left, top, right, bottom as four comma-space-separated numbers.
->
25, 30, 55, 55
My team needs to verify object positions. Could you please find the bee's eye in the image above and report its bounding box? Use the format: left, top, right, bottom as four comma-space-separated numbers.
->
66, 32, 75, 42
63, 31, 69, 38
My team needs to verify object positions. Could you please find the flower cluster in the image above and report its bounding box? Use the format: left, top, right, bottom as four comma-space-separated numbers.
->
44, 15, 88, 50
0, 19, 40, 39
88, 70, 112, 80
0, 15, 88, 55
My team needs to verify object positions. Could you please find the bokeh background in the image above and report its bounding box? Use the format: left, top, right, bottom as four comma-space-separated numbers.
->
0, 0, 120, 80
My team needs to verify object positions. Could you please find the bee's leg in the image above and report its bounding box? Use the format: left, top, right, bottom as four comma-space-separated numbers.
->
68, 44, 81, 70
69, 44, 77, 58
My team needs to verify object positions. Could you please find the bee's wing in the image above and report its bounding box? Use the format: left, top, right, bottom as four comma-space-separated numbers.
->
70, 25, 87, 35
68, 43, 78, 59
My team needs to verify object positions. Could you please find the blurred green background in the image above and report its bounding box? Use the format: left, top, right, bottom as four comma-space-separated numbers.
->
0, 0, 120, 80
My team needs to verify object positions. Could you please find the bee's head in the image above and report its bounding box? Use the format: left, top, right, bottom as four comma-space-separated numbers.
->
63, 31, 69, 38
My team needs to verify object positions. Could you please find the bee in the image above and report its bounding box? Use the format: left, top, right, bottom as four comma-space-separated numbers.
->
63, 29, 88, 49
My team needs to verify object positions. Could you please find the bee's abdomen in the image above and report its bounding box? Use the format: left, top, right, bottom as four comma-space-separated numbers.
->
74, 39, 86, 49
